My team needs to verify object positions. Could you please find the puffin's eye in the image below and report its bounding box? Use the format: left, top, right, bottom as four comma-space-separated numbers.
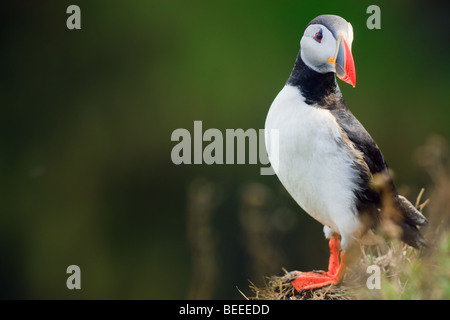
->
314, 29, 323, 43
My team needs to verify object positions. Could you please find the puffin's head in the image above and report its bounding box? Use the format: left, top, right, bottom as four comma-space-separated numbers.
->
300, 14, 356, 87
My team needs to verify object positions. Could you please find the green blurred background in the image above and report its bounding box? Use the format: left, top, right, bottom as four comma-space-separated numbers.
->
0, 0, 449, 299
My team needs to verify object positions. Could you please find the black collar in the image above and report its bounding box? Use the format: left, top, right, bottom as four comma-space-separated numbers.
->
287, 52, 345, 109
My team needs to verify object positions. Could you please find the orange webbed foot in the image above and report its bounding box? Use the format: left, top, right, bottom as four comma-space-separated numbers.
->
291, 237, 346, 292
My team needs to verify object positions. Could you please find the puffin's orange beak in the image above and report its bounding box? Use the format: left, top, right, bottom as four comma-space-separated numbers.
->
329, 37, 356, 88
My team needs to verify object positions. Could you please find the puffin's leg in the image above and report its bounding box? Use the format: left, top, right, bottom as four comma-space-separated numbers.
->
327, 236, 340, 277
291, 236, 346, 291
334, 251, 346, 283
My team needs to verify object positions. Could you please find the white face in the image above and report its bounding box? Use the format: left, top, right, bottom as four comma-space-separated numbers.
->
300, 23, 353, 74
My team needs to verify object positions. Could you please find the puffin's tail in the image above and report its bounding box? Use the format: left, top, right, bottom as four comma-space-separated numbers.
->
395, 195, 428, 249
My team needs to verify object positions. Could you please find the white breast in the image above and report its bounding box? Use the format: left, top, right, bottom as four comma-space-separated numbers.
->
265, 85, 362, 246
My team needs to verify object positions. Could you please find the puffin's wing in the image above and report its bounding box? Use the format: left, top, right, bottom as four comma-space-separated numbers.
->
327, 107, 389, 221
331, 107, 428, 248
331, 108, 388, 175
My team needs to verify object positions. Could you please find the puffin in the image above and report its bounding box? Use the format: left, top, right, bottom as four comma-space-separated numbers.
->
264, 14, 428, 291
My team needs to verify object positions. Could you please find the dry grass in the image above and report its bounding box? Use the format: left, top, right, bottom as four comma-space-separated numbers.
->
242, 242, 425, 300
243, 235, 450, 300
243, 268, 354, 300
